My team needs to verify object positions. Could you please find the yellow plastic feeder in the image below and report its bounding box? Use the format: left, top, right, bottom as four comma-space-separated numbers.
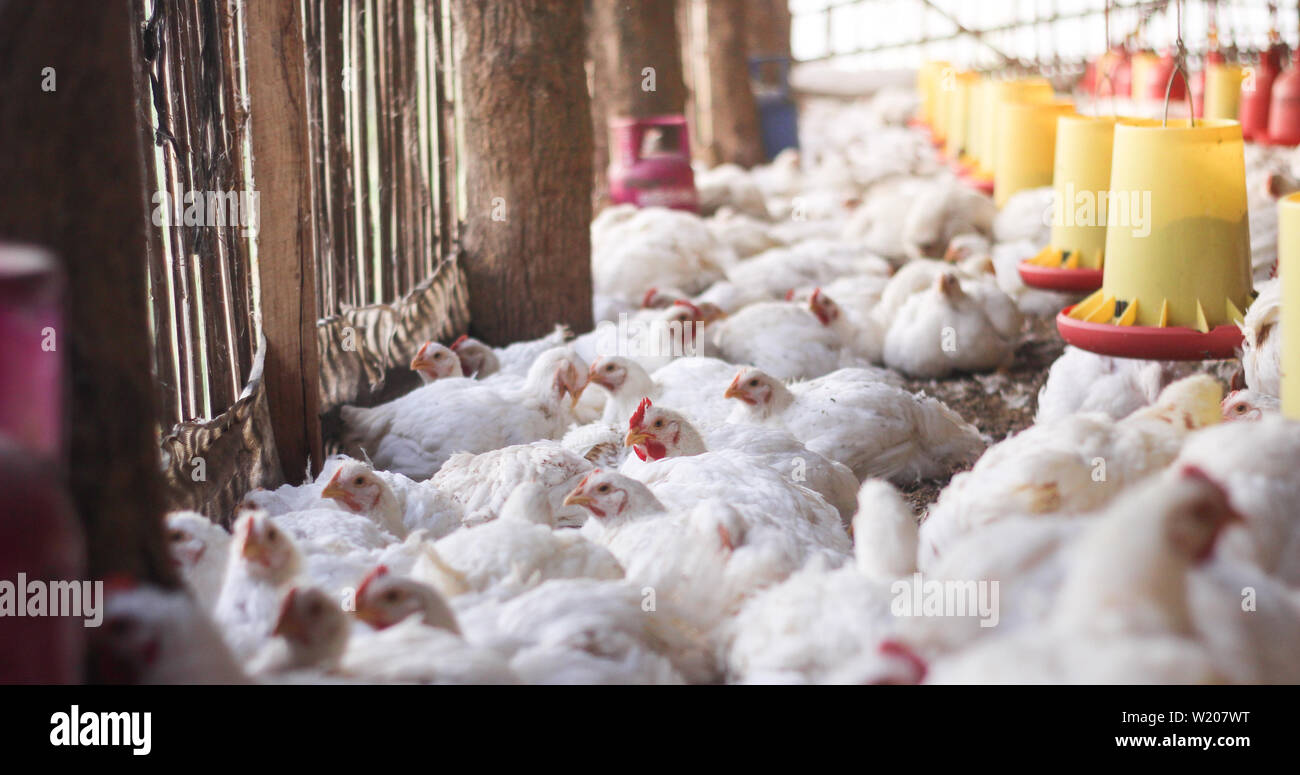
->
1130, 51, 1160, 100
1059, 119, 1253, 360
917, 61, 950, 132
932, 65, 953, 149
973, 78, 1055, 194
1278, 193, 1300, 419
993, 99, 1075, 208
963, 78, 987, 173
1203, 63, 1244, 121
1020, 115, 1127, 291
945, 72, 981, 164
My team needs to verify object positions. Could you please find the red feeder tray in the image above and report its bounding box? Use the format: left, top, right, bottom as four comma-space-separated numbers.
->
1018, 261, 1104, 292
966, 176, 994, 196
1056, 304, 1243, 361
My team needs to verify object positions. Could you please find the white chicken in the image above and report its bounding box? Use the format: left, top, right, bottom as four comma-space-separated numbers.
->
92, 582, 250, 684
618, 404, 851, 550
408, 341, 464, 383
619, 400, 861, 525
712, 291, 867, 380
1035, 346, 1173, 423
418, 482, 624, 597
1219, 389, 1281, 421
723, 480, 923, 684
429, 440, 594, 528
926, 467, 1240, 684
567, 471, 848, 637
1175, 416, 1300, 585
587, 354, 738, 427
449, 325, 570, 380
1239, 277, 1281, 398
591, 206, 737, 301
163, 510, 231, 612
725, 366, 986, 483
340, 347, 588, 479
723, 239, 892, 300
918, 375, 1224, 562
882, 271, 1015, 378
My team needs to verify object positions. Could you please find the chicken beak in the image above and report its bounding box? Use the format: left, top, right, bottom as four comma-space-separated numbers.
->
409, 353, 432, 374
320, 469, 347, 503
624, 428, 652, 448
563, 489, 593, 508
353, 600, 388, 630
241, 532, 267, 566
723, 375, 744, 401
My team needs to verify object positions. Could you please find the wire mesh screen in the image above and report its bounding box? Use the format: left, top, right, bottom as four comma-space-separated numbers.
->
140, 0, 259, 429
139, 0, 460, 434
304, 0, 459, 318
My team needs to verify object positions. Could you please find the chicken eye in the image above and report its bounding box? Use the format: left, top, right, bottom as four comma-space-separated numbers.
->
383, 590, 401, 603
1234, 404, 1247, 413
653, 420, 663, 428
748, 379, 759, 387
433, 352, 443, 359
597, 484, 610, 493
167, 529, 187, 542
308, 602, 323, 616
605, 364, 615, 372
266, 529, 278, 542
353, 476, 366, 486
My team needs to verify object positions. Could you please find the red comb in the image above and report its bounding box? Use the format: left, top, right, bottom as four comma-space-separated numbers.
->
356, 565, 389, 601
878, 639, 928, 683
629, 397, 652, 429
784, 288, 796, 301
449, 334, 469, 351
642, 288, 659, 308
672, 299, 702, 319
810, 288, 822, 304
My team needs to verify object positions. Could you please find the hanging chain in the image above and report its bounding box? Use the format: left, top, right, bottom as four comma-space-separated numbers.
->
1163, 0, 1194, 127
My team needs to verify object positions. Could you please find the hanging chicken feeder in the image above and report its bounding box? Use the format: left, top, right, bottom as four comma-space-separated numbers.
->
1278, 192, 1300, 418
913, 61, 950, 134
1144, 49, 1188, 101
1094, 47, 1133, 98
944, 71, 980, 167
1058, 118, 1254, 360
932, 66, 953, 150
1020, 115, 1141, 292
1202, 60, 1244, 121
1130, 50, 1160, 100
1263, 51, 1300, 145
1239, 46, 1283, 141
608, 115, 699, 212
969, 78, 1054, 197
993, 99, 1075, 208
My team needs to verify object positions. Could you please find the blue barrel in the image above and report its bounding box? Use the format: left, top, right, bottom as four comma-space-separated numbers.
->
749, 55, 799, 160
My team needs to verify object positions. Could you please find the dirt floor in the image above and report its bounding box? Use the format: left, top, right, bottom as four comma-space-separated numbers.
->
896, 315, 1066, 515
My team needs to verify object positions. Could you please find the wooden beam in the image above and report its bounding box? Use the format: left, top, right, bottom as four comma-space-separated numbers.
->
245, 0, 324, 482
452, 0, 594, 345
706, 0, 765, 168
0, 0, 176, 584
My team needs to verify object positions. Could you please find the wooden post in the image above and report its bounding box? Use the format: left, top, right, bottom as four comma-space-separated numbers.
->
452, 0, 594, 345
245, 0, 325, 482
590, 0, 690, 211
0, 0, 175, 584
706, 0, 765, 168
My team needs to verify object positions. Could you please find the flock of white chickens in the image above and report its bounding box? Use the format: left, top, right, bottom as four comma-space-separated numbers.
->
96, 89, 1300, 685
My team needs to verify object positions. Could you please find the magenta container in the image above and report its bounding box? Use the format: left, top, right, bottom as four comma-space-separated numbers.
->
608, 115, 699, 212
0, 244, 63, 459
